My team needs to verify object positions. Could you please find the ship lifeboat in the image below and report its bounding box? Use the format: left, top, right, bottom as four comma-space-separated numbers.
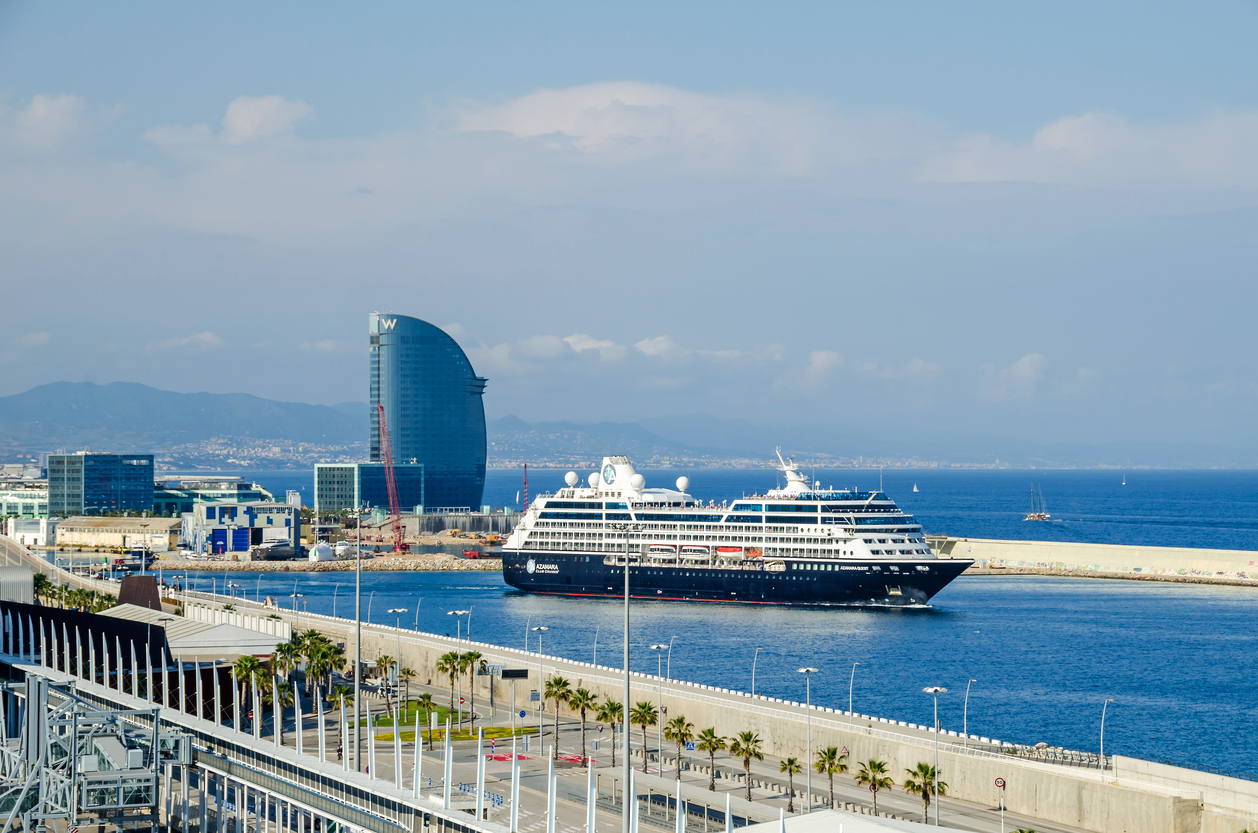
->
716, 546, 743, 555
679, 545, 710, 560
650, 544, 678, 554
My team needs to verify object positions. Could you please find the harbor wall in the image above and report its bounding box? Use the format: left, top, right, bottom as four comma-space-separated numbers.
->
930, 537, 1258, 583
239, 601, 1258, 833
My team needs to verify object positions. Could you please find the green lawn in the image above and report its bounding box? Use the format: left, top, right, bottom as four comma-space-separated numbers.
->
375, 726, 539, 743
369, 701, 456, 728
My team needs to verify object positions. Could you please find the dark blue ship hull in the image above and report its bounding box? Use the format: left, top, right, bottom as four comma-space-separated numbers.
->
502, 551, 972, 606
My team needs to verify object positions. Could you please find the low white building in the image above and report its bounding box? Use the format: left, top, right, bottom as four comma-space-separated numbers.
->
4, 517, 60, 548
55, 516, 181, 550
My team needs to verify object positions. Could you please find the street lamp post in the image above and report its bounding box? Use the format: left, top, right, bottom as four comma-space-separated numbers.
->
849, 662, 860, 726
1100, 698, 1115, 777
333, 584, 339, 619
963, 679, 977, 749
592, 625, 599, 668
532, 626, 549, 751
353, 505, 364, 773
650, 644, 668, 773
448, 610, 470, 643
524, 615, 532, 652
388, 608, 407, 697
751, 647, 762, 698
798, 667, 819, 813
413, 597, 423, 631
923, 686, 948, 827
368, 590, 377, 625
289, 593, 304, 635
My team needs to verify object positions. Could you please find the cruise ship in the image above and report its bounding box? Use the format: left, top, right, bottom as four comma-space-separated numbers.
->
501, 452, 972, 606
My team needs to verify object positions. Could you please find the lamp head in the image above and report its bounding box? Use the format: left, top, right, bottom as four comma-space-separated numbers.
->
922, 686, 948, 693
532, 626, 549, 632
650, 644, 668, 650
796, 667, 819, 674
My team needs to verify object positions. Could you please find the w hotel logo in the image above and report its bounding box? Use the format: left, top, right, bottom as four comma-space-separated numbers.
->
379, 318, 397, 331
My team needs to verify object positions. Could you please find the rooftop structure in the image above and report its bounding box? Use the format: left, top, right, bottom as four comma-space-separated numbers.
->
0, 482, 49, 517
153, 478, 274, 515
368, 312, 487, 510
55, 516, 181, 551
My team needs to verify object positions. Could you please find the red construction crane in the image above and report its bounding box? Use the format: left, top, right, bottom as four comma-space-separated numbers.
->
377, 404, 406, 552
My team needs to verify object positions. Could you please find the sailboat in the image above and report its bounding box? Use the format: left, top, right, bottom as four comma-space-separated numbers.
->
1024, 484, 1051, 521
913, 483, 919, 493
1122, 474, 1126, 486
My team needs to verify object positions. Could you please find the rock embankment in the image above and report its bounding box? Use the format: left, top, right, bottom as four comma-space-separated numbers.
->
155, 553, 503, 572
963, 564, 1258, 587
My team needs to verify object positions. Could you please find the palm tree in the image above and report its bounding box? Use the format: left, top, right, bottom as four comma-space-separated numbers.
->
596, 701, 623, 768
232, 656, 262, 731
399, 668, 415, 713
567, 689, 598, 766
813, 746, 847, 809
331, 685, 352, 710
461, 651, 486, 730
272, 642, 301, 688
543, 676, 573, 758
664, 716, 695, 781
436, 651, 460, 721
902, 762, 947, 824
375, 654, 395, 716
628, 702, 659, 772
780, 757, 802, 813
727, 731, 763, 802
416, 692, 436, 750
854, 760, 893, 815
695, 729, 727, 791
273, 681, 294, 746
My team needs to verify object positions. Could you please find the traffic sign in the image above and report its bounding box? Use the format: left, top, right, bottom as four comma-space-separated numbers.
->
841, 746, 849, 756
995, 777, 1006, 788
597, 724, 603, 733
460, 697, 465, 704
519, 710, 527, 718
869, 784, 878, 793
685, 741, 695, 751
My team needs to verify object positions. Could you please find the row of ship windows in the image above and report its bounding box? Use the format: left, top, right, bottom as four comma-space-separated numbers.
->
533, 521, 921, 535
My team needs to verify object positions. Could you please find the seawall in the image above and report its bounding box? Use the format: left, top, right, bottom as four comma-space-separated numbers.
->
930, 537, 1258, 586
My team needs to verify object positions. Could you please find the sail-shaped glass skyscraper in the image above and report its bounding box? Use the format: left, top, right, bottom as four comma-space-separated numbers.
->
368, 312, 487, 510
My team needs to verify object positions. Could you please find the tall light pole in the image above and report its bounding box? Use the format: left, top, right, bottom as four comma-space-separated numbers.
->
332, 584, 340, 619
666, 636, 676, 681
798, 667, 819, 813
593, 625, 600, 668
353, 504, 363, 773
650, 643, 668, 773
849, 662, 860, 726
751, 647, 762, 698
289, 593, 304, 635
923, 686, 948, 826
963, 679, 977, 749
1100, 698, 1115, 777
413, 597, 423, 631
368, 590, 377, 625
467, 604, 475, 642
610, 521, 642, 833
448, 610, 470, 643
388, 608, 407, 692
532, 626, 549, 751
524, 614, 533, 652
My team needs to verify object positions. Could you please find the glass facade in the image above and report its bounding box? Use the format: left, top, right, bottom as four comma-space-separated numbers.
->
314, 462, 427, 513
369, 313, 486, 510
48, 453, 154, 515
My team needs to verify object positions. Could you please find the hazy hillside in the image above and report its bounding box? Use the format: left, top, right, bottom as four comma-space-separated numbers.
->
0, 382, 362, 452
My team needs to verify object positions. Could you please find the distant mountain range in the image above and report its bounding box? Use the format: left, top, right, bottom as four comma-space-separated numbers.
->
0, 382, 1253, 469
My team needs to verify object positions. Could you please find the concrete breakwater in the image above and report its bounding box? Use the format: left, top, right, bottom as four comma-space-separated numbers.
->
932, 536, 1258, 587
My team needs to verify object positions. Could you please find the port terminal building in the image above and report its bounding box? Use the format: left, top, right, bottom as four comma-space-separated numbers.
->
180, 501, 300, 556
153, 477, 275, 516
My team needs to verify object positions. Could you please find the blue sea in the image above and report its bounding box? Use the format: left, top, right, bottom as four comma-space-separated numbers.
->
189, 467, 1258, 776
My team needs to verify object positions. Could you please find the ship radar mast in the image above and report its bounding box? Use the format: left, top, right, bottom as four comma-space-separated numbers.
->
774, 447, 810, 495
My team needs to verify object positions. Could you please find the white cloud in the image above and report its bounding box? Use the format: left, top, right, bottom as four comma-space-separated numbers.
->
466, 343, 520, 374
853, 358, 941, 379
13, 94, 87, 144
442, 323, 467, 339
17, 332, 50, 348
516, 335, 566, 360
149, 332, 225, 351
564, 334, 626, 361
634, 335, 686, 359
220, 95, 313, 145
983, 353, 1047, 401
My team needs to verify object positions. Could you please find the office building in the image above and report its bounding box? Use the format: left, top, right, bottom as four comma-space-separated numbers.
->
47, 452, 154, 516
0, 484, 49, 518
369, 312, 487, 510
314, 462, 427, 514
153, 478, 275, 516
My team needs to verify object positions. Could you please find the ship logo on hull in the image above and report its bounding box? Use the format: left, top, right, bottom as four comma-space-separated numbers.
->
526, 559, 536, 574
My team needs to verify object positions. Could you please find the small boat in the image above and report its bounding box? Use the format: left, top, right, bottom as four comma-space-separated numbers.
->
649, 544, 678, 554
1122, 474, 1126, 486
913, 484, 919, 493
463, 549, 484, 559
1024, 485, 1051, 521
715, 546, 743, 556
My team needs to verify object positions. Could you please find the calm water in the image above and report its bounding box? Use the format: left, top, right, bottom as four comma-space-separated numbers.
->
192, 467, 1258, 775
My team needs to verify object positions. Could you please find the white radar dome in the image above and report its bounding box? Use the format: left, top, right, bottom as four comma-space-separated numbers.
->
676, 476, 690, 492
629, 473, 646, 491
564, 471, 579, 487
588, 472, 601, 488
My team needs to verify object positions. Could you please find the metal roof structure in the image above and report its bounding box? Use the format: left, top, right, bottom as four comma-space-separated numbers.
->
100, 603, 281, 661
742, 809, 963, 832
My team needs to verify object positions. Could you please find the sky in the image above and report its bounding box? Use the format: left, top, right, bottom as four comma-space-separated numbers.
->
2, 1, 1257, 458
